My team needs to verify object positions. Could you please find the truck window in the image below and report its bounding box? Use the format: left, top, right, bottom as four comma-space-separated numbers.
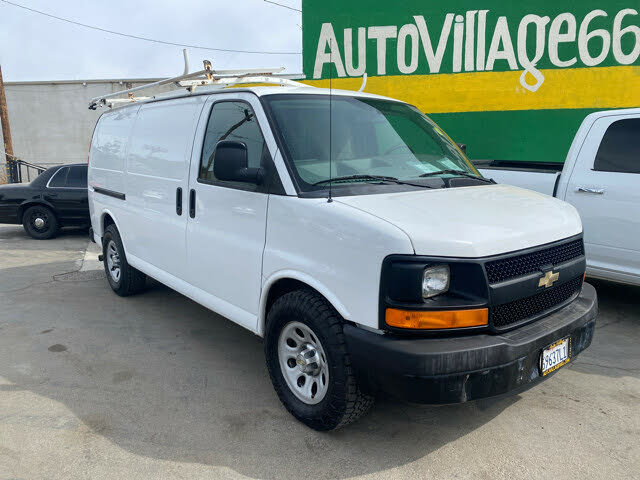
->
594, 119, 640, 174
199, 101, 267, 182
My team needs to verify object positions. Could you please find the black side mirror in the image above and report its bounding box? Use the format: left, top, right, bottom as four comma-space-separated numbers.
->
213, 140, 264, 184
457, 143, 467, 154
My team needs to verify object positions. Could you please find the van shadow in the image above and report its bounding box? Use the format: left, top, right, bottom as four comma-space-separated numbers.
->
0, 272, 517, 479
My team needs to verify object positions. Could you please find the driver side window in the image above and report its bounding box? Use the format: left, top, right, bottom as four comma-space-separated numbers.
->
199, 101, 268, 182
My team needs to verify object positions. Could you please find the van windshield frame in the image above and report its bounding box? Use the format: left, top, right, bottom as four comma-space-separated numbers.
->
260, 94, 481, 196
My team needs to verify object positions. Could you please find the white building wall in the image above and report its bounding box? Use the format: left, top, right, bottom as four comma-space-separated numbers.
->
1, 79, 169, 173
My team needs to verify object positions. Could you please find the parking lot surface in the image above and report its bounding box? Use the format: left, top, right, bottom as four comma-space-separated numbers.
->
0, 224, 638, 480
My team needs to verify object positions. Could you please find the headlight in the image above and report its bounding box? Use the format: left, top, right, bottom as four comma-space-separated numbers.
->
422, 265, 450, 298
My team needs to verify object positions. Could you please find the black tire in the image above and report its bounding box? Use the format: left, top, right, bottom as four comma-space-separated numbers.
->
102, 224, 146, 296
264, 289, 374, 431
22, 205, 59, 240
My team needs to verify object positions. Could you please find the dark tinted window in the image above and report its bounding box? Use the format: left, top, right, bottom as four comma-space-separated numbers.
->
30, 166, 59, 187
594, 119, 640, 174
48, 167, 69, 187
66, 165, 88, 187
199, 101, 268, 182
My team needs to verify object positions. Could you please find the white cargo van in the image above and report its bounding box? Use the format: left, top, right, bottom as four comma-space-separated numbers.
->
88, 75, 597, 430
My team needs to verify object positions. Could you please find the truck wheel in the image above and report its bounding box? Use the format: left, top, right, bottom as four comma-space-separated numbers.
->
265, 289, 374, 430
102, 224, 146, 296
22, 205, 59, 240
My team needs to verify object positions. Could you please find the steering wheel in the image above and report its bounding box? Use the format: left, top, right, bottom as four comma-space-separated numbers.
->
384, 144, 413, 155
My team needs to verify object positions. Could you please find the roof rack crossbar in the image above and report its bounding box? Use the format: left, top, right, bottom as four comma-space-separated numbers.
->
90, 68, 209, 103
103, 97, 153, 108
89, 50, 309, 110
179, 75, 307, 89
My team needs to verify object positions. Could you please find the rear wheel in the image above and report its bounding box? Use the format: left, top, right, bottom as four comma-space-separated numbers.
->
22, 205, 58, 240
265, 289, 374, 430
102, 224, 146, 296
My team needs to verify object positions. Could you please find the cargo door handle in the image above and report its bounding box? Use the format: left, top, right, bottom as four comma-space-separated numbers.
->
176, 187, 182, 215
189, 189, 196, 218
577, 186, 604, 194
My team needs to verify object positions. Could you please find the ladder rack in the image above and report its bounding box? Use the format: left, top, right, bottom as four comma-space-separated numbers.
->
89, 50, 308, 110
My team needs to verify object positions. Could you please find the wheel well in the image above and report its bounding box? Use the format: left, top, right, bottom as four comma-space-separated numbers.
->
261, 278, 350, 336
17, 202, 55, 223
265, 278, 310, 317
262, 278, 348, 330
102, 213, 115, 233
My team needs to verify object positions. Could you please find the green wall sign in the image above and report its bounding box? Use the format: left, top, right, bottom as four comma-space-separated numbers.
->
302, 0, 640, 163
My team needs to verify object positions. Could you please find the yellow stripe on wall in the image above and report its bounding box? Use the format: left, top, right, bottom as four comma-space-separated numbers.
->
304, 65, 640, 114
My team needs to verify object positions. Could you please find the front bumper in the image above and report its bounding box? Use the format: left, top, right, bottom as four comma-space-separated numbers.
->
344, 282, 597, 404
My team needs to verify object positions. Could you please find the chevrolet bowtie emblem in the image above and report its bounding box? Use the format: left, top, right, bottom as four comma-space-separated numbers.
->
539, 270, 560, 288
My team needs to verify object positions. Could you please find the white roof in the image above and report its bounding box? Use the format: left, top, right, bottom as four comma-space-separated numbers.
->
583, 107, 640, 120
105, 85, 406, 110
240, 85, 403, 102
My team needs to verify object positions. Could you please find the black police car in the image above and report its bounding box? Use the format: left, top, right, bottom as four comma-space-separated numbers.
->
0, 164, 89, 239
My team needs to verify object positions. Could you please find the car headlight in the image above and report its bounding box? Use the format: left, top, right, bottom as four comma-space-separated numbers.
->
422, 265, 450, 298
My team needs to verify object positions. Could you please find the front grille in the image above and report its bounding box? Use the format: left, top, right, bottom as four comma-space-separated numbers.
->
485, 239, 584, 284
491, 275, 583, 328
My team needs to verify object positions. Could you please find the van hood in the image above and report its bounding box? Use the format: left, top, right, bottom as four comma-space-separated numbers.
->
336, 184, 582, 258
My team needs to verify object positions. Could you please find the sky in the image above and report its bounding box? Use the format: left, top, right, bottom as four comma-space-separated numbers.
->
0, 0, 302, 81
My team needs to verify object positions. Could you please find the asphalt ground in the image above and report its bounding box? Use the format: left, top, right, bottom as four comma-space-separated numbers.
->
0, 224, 638, 479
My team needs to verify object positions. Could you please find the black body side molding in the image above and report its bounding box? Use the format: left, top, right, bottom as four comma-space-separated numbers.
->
93, 187, 126, 201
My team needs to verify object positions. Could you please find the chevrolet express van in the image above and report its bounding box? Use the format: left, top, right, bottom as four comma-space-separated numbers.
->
88, 85, 597, 430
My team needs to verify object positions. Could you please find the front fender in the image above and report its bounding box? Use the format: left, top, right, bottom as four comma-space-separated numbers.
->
258, 270, 352, 337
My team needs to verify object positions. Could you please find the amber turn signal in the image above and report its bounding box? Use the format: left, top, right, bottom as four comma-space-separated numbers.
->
385, 308, 489, 330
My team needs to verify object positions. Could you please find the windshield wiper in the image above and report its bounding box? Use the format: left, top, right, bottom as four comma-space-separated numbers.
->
313, 174, 392, 185
313, 174, 434, 188
418, 169, 495, 183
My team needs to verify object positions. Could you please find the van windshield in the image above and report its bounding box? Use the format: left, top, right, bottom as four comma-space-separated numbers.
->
263, 94, 480, 191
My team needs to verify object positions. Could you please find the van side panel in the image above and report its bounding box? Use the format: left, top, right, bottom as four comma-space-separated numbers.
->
88, 107, 139, 238
118, 96, 206, 279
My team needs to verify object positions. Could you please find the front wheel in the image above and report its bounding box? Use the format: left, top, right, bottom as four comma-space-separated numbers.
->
265, 290, 374, 430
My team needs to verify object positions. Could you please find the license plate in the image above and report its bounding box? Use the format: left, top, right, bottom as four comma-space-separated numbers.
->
540, 337, 571, 376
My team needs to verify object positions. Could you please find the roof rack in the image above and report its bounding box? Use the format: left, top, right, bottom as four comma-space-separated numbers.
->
89, 50, 308, 110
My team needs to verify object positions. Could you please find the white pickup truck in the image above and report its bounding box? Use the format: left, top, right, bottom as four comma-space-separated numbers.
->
478, 108, 640, 287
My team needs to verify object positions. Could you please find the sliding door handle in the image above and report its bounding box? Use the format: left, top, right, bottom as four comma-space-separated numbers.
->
189, 189, 196, 218
577, 186, 604, 195
176, 187, 182, 215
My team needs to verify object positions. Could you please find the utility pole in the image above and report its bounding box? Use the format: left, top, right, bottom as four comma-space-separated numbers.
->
0, 65, 15, 183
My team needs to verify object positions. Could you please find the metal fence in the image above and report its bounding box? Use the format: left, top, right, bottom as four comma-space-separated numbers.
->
4, 158, 47, 183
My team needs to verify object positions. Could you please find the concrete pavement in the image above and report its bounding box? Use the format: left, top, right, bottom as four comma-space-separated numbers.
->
0, 224, 638, 479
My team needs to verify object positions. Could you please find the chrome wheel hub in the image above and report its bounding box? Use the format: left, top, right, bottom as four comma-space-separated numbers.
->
106, 240, 121, 282
296, 344, 322, 376
278, 321, 329, 405
34, 217, 45, 229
